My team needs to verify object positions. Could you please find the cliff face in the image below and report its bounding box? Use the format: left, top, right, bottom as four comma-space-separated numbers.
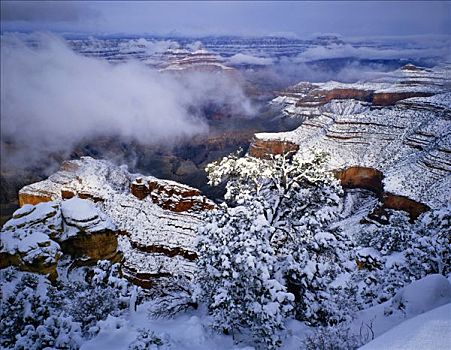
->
335, 167, 384, 196
272, 64, 448, 120
15, 157, 214, 287
248, 138, 299, 158
131, 178, 215, 212
252, 64, 451, 214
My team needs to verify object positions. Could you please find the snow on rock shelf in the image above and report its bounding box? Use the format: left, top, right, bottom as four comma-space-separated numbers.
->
16, 157, 214, 287
0, 197, 120, 280
161, 47, 235, 73
253, 64, 451, 211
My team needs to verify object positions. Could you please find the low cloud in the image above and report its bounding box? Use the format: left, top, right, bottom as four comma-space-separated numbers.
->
0, 33, 253, 170
293, 42, 450, 62
227, 53, 274, 66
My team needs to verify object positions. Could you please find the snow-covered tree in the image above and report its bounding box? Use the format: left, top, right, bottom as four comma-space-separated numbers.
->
353, 205, 451, 308
357, 210, 412, 255
196, 202, 294, 349
404, 205, 450, 279
197, 150, 354, 346
0, 261, 141, 349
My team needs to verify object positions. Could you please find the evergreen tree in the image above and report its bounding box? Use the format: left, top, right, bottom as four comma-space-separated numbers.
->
197, 150, 353, 347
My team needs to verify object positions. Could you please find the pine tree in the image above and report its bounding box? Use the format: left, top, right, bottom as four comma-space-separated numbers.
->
197, 150, 354, 347
196, 202, 294, 349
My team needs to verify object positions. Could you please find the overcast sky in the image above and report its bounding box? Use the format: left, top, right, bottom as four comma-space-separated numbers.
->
1, 1, 450, 37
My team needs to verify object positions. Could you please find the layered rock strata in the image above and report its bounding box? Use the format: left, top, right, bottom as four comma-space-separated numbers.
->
271, 64, 450, 119
252, 64, 451, 215
16, 157, 214, 287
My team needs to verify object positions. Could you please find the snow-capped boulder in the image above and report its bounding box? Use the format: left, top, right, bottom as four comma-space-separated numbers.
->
0, 202, 62, 280
0, 198, 123, 280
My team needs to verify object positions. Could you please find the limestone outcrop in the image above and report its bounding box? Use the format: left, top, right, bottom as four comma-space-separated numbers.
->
15, 157, 214, 287
0, 197, 119, 280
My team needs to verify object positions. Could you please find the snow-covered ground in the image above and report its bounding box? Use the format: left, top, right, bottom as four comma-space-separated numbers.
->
359, 303, 451, 350
79, 275, 451, 350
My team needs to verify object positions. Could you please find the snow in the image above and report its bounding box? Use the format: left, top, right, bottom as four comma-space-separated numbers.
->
390, 274, 451, 316
256, 97, 451, 208
17, 157, 204, 278
61, 197, 100, 222
351, 274, 451, 339
3, 201, 59, 230
359, 303, 451, 350
81, 304, 242, 350
1, 230, 59, 257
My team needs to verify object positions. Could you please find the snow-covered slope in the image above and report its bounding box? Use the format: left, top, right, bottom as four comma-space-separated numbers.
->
271, 64, 450, 119
359, 303, 451, 350
253, 65, 451, 209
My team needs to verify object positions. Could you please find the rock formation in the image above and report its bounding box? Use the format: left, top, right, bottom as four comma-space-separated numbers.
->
252, 64, 451, 216
271, 64, 449, 120
0, 197, 119, 280
15, 157, 215, 287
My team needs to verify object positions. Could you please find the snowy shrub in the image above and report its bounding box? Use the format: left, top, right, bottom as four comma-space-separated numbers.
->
404, 206, 450, 279
357, 210, 412, 254
64, 261, 140, 336
14, 315, 82, 350
0, 273, 51, 348
148, 276, 198, 318
128, 329, 167, 350
1, 261, 140, 349
353, 205, 451, 308
303, 321, 371, 350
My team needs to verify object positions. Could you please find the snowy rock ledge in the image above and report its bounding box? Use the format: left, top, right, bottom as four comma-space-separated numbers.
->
13, 157, 213, 287
0, 197, 121, 280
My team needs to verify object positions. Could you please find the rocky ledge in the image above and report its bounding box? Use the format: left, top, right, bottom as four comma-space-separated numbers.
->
0, 197, 119, 280
12, 157, 214, 287
271, 64, 450, 120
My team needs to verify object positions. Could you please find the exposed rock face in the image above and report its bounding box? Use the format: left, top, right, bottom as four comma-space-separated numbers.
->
19, 192, 53, 207
295, 88, 373, 107
0, 197, 119, 280
130, 178, 149, 200
59, 231, 120, 263
383, 193, 430, 221
271, 64, 449, 120
372, 91, 433, 106
253, 64, 451, 212
15, 157, 214, 287
136, 179, 215, 212
336, 167, 384, 196
249, 138, 299, 158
